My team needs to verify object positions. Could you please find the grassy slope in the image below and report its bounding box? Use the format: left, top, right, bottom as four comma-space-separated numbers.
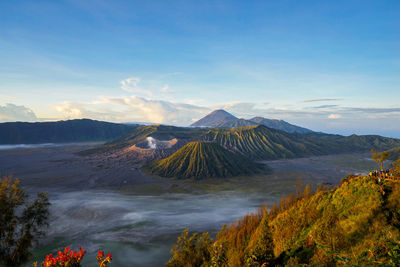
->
203, 125, 400, 159
145, 142, 263, 179
168, 174, 400, 266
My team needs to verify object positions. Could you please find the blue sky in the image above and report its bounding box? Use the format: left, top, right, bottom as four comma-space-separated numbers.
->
0, 0, 399, 137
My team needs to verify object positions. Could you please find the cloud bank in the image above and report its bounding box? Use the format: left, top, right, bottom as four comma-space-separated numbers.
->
55, 95, 210, 126
0, 103, 38, 122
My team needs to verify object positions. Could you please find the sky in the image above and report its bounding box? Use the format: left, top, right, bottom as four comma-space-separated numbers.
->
0, 0, 399, 137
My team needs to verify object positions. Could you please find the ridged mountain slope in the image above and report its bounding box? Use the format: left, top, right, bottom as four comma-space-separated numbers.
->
146, 142, 263, 179
80, 124, 400, 160
202, 125, 400, 159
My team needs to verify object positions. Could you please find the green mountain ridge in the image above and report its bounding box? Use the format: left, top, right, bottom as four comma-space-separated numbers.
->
0, 119, 137, 144
145, 141, 264, 179
202, 125, 400, 159
80, 124, 400, 161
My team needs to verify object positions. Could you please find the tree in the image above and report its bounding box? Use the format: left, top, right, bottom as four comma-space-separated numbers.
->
166, 229, 213, 267
245, 210, 274, 266
371, 149, 389, 171
0, 176, 50, 266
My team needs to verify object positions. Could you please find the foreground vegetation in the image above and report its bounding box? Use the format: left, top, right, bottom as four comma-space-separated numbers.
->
0, 177, 50, 266
167, 163, 400, 266
0, 176, 113, 267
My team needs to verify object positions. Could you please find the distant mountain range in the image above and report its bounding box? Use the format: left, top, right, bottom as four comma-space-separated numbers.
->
0, 119, 137, 144
3, 116, 400, 180
78, 124, 400, 179
82, 124, 400, 160
190, 109, 313, 133
145, 142, 264, 179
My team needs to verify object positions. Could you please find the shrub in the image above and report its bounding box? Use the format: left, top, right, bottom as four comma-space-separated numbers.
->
0, 176, 50, 266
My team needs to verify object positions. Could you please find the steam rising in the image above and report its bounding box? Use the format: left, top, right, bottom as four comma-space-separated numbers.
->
146, 137, 157, 149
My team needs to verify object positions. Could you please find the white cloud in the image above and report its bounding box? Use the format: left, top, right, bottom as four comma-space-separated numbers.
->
55, 95, 210, 126
161, 84, 175, 94
120, 77, 152, 96
53, 96, 400, 137
328, 114, 341, 119
0, 103, 38, 122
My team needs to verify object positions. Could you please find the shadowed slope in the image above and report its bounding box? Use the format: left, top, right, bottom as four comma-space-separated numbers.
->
0, 119, 136, 144
146, 142, 264, 179
250, 116, 313, 133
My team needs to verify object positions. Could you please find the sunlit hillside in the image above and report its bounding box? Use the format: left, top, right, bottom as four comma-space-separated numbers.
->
168, 171, 400, 266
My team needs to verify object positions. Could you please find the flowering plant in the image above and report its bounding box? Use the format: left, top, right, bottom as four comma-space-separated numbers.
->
96, 250, 112, 267
34, 247, 112, 267
36, 247, 86, 267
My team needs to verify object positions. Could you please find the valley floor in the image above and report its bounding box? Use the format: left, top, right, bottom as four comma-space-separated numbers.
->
0, 143, 382, 266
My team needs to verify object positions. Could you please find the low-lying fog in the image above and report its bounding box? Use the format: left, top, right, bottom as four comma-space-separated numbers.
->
36, 191, 270, 266
0, 144, 379, 266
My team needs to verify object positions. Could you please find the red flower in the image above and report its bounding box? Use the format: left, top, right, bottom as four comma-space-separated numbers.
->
98, 250, 105, 259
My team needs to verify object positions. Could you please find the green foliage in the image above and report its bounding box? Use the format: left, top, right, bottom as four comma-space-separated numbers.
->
0, 176, 50, 266
166, 229, 213, 267
146, 142, 264, 179
244, 211, 274, 266
168, 174, 400, 266
371, 148, 390, 171
0, 119, 136, 145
